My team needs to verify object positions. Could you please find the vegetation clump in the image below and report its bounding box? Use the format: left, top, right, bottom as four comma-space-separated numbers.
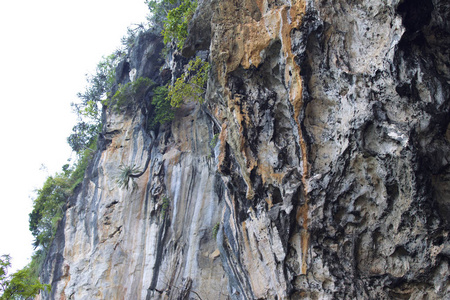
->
161, 195, 170, 219
146, 0, 197, 50
107, 77, 154, 112
162, 0, 197, 49
210, 133, 219, 148
150, 85, 174, 128
0, 254, 50, 299
29, 139, 97, 253
168, 57, 210, 108
73, 52, 124, 123
212, 222, 220, 239
117, 164, 141, 190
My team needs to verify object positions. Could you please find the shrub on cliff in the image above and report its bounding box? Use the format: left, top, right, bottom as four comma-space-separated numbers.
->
146, 0, 179, 28
147, 0, 197, 50
168, 57, 210, 107
67, 121, 99, 154
150, 84, 174, 128
103, 77, 175, 129
68, 52, 123, 157
29, 143, 96, 252
162, 0, 197, 49
106, 77, 154, 112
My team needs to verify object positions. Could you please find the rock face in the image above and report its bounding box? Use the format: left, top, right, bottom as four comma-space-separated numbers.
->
41, 0, 449, 299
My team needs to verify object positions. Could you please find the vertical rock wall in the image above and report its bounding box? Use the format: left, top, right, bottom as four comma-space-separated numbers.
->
41, 0, 449, 299
41, 33, 228, 300
203, 0, 449, 298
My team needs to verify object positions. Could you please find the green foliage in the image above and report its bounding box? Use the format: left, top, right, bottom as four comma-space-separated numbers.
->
29, 172, 71, 250
29, 139, 96, 252
161, 195, 170, 219
0, 254, 49, 300
0, 255, 11, 294
146, 0, 180, 29
121, 24, 146, 48
73, 52, 124, 122
150, 85, 174, 128
69, 51, 124, 155
168, 57, 210, 108
117, 165, 141, 190
1, 267, 50, 300
107, 77, 154, 113
69, 137, 97, 190
67, 122, 99, 154
210, 133, 219, 148
161, 0, 197, 49
27, 251, 46, 283
212, 222, 220, 239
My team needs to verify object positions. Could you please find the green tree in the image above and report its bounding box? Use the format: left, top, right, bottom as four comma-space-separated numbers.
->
67, 122, 99, 154
0, 255, 11, 295
0, 255, 49, 300
69, 51, 124, 156
29, 171, 71, 250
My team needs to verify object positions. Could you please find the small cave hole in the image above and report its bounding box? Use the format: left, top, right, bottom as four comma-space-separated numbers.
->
272, 187, 283, 205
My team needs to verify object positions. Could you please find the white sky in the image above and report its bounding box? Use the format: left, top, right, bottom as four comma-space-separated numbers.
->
0, 0, 150, 273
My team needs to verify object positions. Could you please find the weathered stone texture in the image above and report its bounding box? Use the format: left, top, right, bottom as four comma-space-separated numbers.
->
41, 0, 449, 299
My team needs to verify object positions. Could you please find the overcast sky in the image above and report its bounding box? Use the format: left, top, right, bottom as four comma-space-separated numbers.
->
0, 0, 150, 273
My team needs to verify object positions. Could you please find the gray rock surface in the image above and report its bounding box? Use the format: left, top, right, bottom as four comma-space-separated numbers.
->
41, 0, 449, 299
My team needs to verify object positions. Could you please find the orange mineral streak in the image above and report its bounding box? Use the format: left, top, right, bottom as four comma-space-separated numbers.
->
215, 0, 310, 274
60, 265, 71, 300
296, 204, 310, 274
280, 1, 310, 275
217, 122, 229, 173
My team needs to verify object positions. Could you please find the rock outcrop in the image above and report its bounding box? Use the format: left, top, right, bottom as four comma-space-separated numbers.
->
41, 0, 449, 299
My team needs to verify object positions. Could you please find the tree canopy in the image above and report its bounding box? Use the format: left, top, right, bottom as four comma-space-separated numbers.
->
0, 254, 49, 299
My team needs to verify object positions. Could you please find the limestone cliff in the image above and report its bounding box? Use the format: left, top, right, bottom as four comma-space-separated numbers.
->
41, 0, 449, 299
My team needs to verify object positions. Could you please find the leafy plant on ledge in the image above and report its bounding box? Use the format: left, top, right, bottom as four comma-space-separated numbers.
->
168, 57, 210, 108
150, 84, 175, 129
105, 77, 154, 113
